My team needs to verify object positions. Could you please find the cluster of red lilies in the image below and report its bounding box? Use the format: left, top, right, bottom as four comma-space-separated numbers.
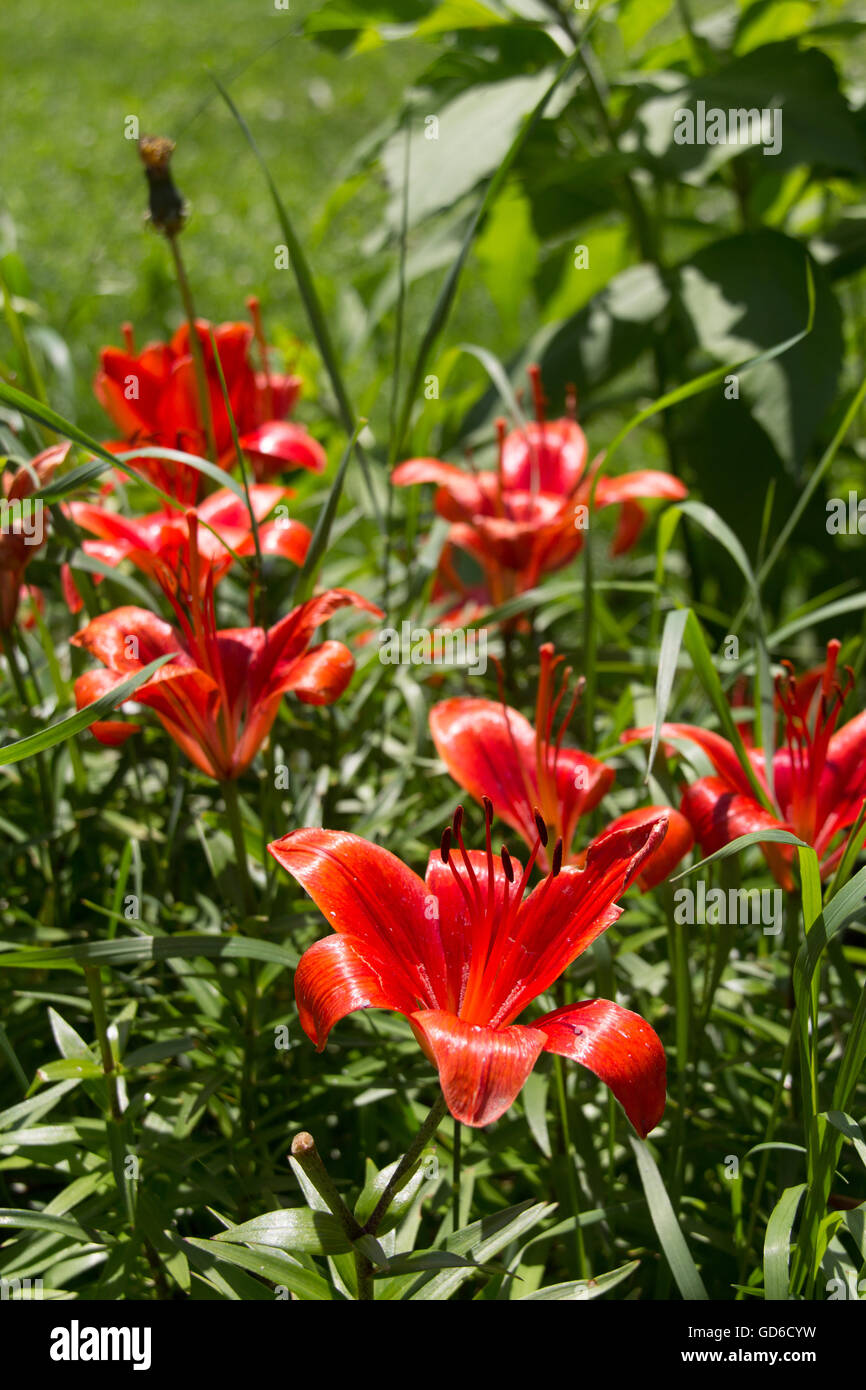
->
5, 314, 862, 1139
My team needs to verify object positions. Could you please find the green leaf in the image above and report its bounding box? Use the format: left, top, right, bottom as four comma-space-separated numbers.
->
630, 1138, 708, 1300
0, 653, 174, 766
764, 1184, 807, 1300
518, 1259, 639, 1300
213, 1208, 353, 1257
825, 1112, 866, 1173
394, 32, 595, 453
36, 1059, 102, 1083
293, 421, 366, 604
677, 232, 841, 469
354, 1155, 428, 1230
185, 1238, 334, 1300
634, 42, 865, 182
381, 72, 555, 228
408, 1200, 553, 1299
647, 607, 689, 771
213, 76, 382, 528
0, 1209, 99, 1243
0, 933, 298, 973
670, 830, 808, 881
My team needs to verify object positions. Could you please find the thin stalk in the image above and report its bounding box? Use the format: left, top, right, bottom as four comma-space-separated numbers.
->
736, 1018, 797, 1294
364, 1093, 448, 1234
220, 779, 255, 917
452, 1119, 462, 1230
84, 965, 123, 1124
2, 627, 57, 889
167, 234, 217, 462
553, 1056, 589, 1279
291, 1131, 373, 1302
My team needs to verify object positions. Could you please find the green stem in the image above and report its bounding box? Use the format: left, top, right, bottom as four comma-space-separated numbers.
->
452, 1119, 462, 1230
553, 1056, 589, 1280
364, 1093, 448, 1235
736, 1019, 797, 1295
291, 1132, 373, 1300
167, 233, 217, 462
2, 627, 57, 895
220, 779, 255, 918
84, 965, 122, 1123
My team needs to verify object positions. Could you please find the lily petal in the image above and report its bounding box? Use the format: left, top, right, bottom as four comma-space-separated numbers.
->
491, 815, 670, 1023
295, 934, 418, 1050
280, 639, 356, 705
680, 777, 794, 888
535, 999, 666, 1137
268, 828, 444, 1009
239, 421, 327, 477
585, 806, 693, 890
410, 1010, 546, 1127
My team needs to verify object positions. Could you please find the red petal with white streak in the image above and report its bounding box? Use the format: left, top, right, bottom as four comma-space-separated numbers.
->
295, 934, 418, 1050
410, 1010, 546, 1127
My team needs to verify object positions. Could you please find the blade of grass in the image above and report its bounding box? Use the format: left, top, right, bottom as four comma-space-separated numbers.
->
629, 1137, 708, 1300
0, 652, 174, 765
292, 420, 366, 605
764, 1183, 806, 1300
212, 76, 382, 532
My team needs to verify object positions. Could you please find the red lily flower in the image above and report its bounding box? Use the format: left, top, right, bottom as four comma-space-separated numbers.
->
430, 642, 693, 887
94, 305, 326, 503
1, 444, 70, 630
61, 485, 311, 614
269, 804, 668, 1131
70, 514, 381, 778
626, 641, 865, 887
392, 367, 686, 608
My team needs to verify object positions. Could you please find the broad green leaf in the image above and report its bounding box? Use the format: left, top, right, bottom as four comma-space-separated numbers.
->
0, 1210, 99, 1243
764, 1183, 807, 1300
630, 1138, 708, 1300
184, 1238, 334, 1300
213, 1208, 353, 1257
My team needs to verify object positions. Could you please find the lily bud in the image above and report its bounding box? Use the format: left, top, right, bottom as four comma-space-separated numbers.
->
138, 135, 186, 237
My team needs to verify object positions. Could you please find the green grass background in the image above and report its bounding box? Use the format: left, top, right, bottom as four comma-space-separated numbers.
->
1, 0, 420, 431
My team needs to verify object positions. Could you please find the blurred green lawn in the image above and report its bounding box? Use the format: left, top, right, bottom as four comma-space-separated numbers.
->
1, 0, 420, 431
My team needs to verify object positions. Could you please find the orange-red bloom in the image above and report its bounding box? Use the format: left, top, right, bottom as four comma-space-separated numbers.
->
62, 485, 310, 614
392, 367, 686, 610
0, 444, 70, 630
71, 515, 380, 778
626, 641, 866, 887
430, 643, 693, 888
94, 307, 326, 504
270, 806, 668, 1131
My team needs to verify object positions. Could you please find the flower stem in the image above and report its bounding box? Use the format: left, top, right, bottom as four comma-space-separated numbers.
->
220, 779, 254, 918
554, 1056, 589, 1280
290, 1132, 373, 1299
451, 1118, 462, 1230
364, 1093, 448, 1236
167, 233, 217, 463
2, 626, 57, 894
